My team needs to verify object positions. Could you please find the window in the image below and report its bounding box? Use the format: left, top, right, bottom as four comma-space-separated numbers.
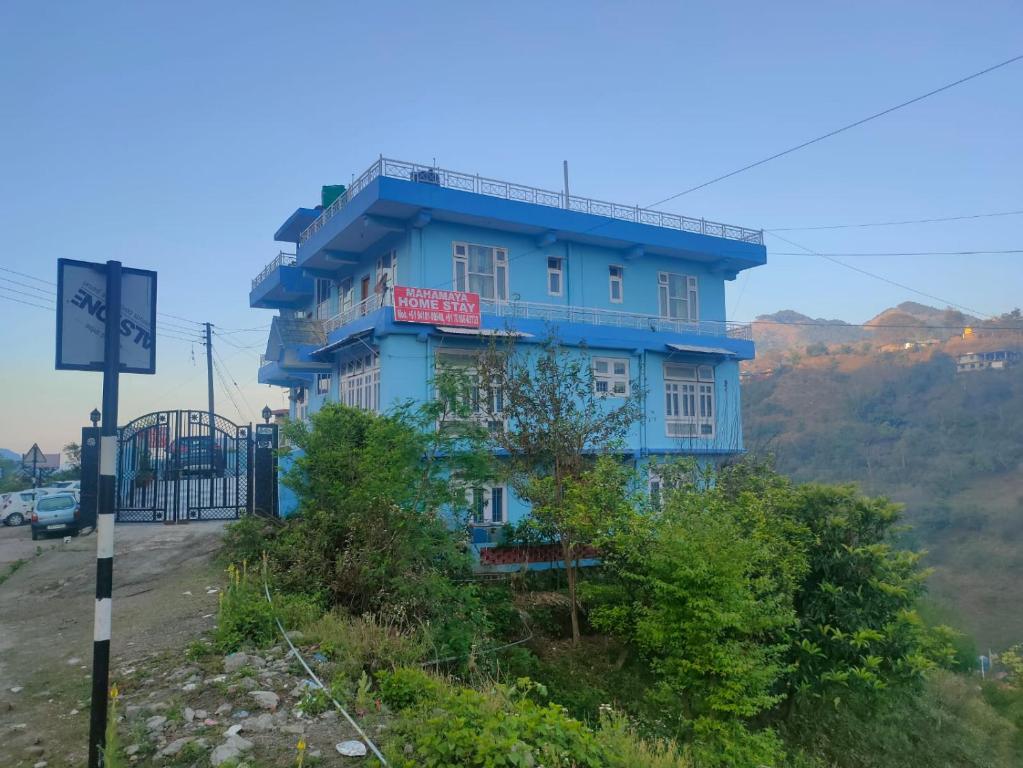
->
316, 372, 331, 395
376, 251, 397, 302
593, 357, 630, 397
337, 277, 353, 317
339, 353, 380, 412
609, 265, 624, 303
657, 272, 699, 322
664, 363, 715, 438
453, 242, 508, 301
435, 350, 504, 431
470, 485, 505, 526
547, 257, 563, 296
315, 278, 332, 320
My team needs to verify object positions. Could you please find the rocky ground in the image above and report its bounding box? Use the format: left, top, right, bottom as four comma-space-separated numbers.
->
0, 522, 379, 767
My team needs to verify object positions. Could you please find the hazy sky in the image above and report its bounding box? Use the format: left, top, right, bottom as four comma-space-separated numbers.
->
1, 1, 1021, 451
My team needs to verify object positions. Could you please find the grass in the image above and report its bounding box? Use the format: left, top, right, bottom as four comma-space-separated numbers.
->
0, 558, 26, 587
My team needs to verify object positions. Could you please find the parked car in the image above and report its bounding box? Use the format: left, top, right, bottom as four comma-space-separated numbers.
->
50, 480, 81, 490
30, 492, 80, 540
1, 490, 39, 526
167, 436, 226, 477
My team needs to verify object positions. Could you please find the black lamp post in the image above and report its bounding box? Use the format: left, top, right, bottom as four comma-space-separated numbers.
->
261, 405, 272, 424
90, 408, 101, 427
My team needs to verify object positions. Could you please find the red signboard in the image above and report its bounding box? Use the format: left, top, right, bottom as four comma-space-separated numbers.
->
392, 286, 481, 328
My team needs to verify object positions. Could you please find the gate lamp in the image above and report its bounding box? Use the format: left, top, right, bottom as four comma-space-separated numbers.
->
90, 408, 101, 427
261, 405, 272, 424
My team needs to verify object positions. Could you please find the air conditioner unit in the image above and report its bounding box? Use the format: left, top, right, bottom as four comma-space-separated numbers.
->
411, 168, 440, 185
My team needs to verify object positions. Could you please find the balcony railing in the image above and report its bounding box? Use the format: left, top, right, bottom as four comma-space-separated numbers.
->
323, 293, 385, 334
479, 299, 752, 341
251, 251, 297, 291
299, 157, 764, 246
259, 354, 273, 368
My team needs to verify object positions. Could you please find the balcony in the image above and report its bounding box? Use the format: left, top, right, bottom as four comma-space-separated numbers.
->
249, 251, 313, 310
478, 299, 752, 341
300, 157, 764, 248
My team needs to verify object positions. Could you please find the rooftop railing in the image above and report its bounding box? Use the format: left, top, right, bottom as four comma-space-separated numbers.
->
251, 251, 297, 291
479, 299, 752, 341
299, 157, 764, 246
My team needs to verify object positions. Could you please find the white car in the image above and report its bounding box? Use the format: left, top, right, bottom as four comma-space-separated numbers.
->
1, 490, 42, 526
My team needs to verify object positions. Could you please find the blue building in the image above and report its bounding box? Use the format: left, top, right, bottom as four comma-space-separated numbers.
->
251, 158, 765, 550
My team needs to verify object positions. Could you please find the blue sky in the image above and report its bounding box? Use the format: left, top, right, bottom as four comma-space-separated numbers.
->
1, 0, 1020, 450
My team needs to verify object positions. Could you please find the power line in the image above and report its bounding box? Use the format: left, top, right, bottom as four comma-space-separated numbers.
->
0, 284, 56, 304
767, 208, 1023, 232
2, 294, 58, 312
747, 319, 1021, 330
0, 275, 57, 296
765, 231, 993, 318
773, 248, 1023, 257
646, 53, 1023, 205
212, 342, 258, 421
0, 265, 55, 285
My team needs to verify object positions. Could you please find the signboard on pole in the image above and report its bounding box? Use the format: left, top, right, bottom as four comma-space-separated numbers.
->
56, 258, 158, 374
392, 286, 480, 328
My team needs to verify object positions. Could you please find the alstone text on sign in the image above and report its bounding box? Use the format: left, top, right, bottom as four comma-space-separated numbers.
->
392, 286, 480, 328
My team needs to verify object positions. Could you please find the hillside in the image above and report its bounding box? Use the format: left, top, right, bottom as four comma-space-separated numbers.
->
742, 352, 1023, 650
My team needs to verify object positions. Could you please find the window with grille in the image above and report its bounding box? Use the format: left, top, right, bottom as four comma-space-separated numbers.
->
657, 272, 699, 322
339, 353, 380, 412
316, 372, 331, 395
435, 350, 505, 432
470, 485, 505, 526
452, 242, 508, 301
664, 363, 714, 437
593, 357, 630, 397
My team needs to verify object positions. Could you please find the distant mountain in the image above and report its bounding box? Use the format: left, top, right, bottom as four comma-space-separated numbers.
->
753, 302, 984, 351
0, 448, 20, 463
752, 310, 867, 351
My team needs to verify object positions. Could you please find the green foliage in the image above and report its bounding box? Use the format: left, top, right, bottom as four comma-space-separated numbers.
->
382, 669, 688, 768
215, 562, 320, 652
223, 403, 490, 663
302, 612, 426, 680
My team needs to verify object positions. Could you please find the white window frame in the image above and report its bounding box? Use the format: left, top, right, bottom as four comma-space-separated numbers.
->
546, 256, 563, 297
470, 484, 506, 526
452, 242, 508, 301
337, 276, 353, 316
316, 372, 331, 396
339, 353, 380, 412
314, 278, 332, 320
609, 265, 624, 304
657, 272, 699, 322
592, 356, 630, 397
435, 349, 505, 432
664, 363, 715, 438
376, 250, 397, 302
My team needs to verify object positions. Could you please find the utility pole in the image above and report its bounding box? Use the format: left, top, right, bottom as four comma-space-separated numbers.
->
205, 322, 215, 485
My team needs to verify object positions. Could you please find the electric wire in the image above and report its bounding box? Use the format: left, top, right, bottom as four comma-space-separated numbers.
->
647, 53, 1023, 205
767, 208, 1023, 232
772, 249, 1023, 257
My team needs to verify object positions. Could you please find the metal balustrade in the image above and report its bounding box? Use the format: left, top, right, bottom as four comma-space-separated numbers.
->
479, 299, 752, 341
251, 251, 297, 291
323, 293, 384, 334
318, 295, 751, 342
299, 157, 764, 246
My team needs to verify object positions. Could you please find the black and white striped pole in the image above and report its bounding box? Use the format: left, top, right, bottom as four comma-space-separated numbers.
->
88, 259, 121, 768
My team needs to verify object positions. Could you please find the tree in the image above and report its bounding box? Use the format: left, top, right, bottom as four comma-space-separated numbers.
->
63, 442, 82, 472
477, 335, 643, 644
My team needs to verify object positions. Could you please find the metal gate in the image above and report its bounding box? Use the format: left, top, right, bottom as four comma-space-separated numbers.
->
114, 410, 252, 523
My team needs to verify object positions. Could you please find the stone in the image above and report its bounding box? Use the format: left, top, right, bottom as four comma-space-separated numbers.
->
158, 737, 192, 757
145, 715, 167, 732
240, 713, 274, 733
249, 691, 279, 711
210, 743, 241, 766
227, 734, 254, 751
124, 745, 140, 756
238, 677, 258, 691
10, 686, 23, 693
280, 723, 305, 735
194, 709, 208, 720
182, 683, 198, 692
183, 707, 195, 723
285, 630, 304, 641
223, 653, 250, 673
33, 761, 47, 768
225, 724, 243, 737
215, 703, 232, 715
25, 745, 45, 756
337, 740, 368, 757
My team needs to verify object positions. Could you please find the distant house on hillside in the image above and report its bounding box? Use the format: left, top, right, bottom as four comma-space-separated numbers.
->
956, 350, 1020, 373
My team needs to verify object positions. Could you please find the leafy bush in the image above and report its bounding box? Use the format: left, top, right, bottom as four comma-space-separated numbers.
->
377, 666, 442, 711
301, 612, 425, 680
215, 562, 320, 652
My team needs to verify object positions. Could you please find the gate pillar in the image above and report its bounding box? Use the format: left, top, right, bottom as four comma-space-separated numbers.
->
253, 423, 279, 518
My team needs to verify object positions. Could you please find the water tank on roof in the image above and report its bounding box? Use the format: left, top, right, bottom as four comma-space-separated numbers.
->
321, 184, 347, 208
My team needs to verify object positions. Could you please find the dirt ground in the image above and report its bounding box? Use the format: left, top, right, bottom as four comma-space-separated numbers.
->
0, 521, 227, 767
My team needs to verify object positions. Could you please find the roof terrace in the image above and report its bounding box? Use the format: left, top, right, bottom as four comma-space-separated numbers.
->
299, 157, 764, 246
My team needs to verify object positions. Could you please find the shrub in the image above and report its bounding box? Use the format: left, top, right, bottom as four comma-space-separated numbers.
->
301, 612, 425, 680
377, 667, 442, 711
215, 562, 321, 652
